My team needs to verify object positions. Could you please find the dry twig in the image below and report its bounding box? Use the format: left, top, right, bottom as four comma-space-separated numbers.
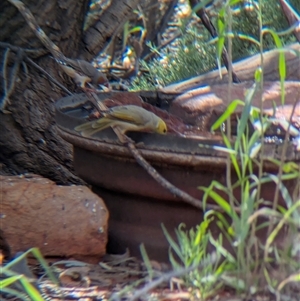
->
84, 91, 109, 113
25, 57, 72, 95
110, 127, 240, 212
189, 0, 240, 83
111, 252, 218, 301
0, 42, 45, 56
0, 42, 72, 110
7, 0, 64, 61
279, 0, 300, 43
0, 47, 23, 110
6, 0, 98, 94
143, 32, 181, 62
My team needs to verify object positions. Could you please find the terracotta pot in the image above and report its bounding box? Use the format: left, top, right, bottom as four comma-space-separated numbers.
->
55, 92, 299, 261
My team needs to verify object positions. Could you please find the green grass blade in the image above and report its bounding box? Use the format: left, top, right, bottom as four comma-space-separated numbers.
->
211, 99, 244, 131
161, 223, 183, 261
19, 277, 45, 301
139, 243, 153, 280
200, 188, 231, 215
236, 83, 257, 145
0, 287, 32, 301
0, 275, 23, 287
264, 200, 300, 261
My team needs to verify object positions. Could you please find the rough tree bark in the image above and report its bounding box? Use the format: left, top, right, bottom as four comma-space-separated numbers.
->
0, 0, 139, 184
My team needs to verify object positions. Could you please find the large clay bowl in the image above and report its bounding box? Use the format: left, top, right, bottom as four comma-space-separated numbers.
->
55, 91, 299, 260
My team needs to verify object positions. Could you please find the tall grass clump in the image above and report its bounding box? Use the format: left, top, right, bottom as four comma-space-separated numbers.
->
160, 0, 300, 299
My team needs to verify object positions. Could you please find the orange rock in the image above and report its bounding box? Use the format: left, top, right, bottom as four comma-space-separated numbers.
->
0, 174, 108, 258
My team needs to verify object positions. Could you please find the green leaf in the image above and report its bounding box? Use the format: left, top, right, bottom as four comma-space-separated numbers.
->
211, 99, 244, 131
277, 271, 300, 292
221, 274, 246, 290
129, 26, 144, 35
161, 223, 183, 261
0, 275, 22, 287
235, 33, 260, 46
265, 200, 300, 261
222, 134, 241, 179
266, 174, 293, 209
201, 188, 231, 215
229, 0, 243, 5
19, 277, 45, 301
122, 21, 130, 50
262, 29, 286, 104
254, 67, 262, 82
0, 275, 45, 301
140, 243, 153, 280
236, 83, 257, 145
267, 159, 299, 173
209, 235, 236, 263
0, 287, 32, 301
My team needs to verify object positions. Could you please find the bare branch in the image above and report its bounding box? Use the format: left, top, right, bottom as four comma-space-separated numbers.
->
7, 0, 64, 61
189, 0, 240, 83
77, 123, 239, 213
0, 48, 22, 110
25, 57, 72, 95
125, 140, 236, 212
0, 42, 45, 56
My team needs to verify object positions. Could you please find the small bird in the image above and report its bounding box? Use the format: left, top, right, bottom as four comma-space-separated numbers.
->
55, 57, 109, 89
75, 105, 167, 137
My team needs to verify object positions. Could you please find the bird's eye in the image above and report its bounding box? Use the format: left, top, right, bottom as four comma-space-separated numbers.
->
163, 128, 167, 133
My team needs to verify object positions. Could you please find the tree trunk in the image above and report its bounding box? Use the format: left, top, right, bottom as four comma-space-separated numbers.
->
0, 0, 138, 184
